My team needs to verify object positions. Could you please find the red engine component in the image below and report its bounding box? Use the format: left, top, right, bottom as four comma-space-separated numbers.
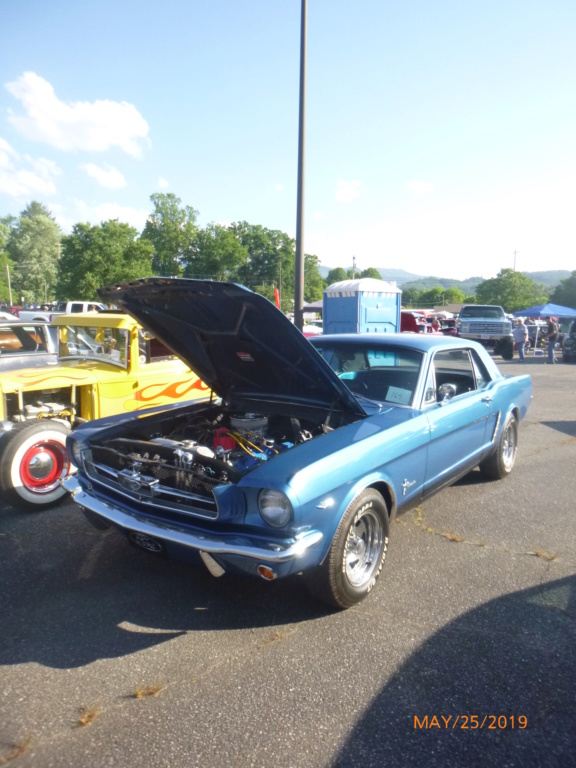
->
213, 428, 236, 451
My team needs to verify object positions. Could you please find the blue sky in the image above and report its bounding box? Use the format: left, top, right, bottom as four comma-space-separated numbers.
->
1, 0, 576, 280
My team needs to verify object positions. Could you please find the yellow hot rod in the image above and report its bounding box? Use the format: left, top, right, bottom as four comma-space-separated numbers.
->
0, 313, 209, 510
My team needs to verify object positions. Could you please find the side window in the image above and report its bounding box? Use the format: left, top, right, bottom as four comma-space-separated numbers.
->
432, 349, 476, 400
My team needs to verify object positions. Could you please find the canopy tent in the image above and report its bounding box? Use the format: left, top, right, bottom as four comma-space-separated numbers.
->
512, 302, 576, 318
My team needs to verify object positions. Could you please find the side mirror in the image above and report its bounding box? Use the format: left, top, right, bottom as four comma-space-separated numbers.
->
438, 383, 457, 403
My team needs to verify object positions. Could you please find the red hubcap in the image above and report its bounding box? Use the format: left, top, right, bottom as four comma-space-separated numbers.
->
20, 441, 69, 492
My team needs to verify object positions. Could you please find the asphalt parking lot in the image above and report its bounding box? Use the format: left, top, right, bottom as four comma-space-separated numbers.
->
1, 356, 575, 768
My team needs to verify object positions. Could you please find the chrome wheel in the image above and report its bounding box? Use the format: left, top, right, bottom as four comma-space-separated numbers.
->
344, 509, 385, 589
501, 420, 517, 471
305, 488, 389, 609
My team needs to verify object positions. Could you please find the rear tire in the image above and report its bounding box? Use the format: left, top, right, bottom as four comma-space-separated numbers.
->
0, 421, 71, 510
306, 488, 389, 609
480, 413, 517, 480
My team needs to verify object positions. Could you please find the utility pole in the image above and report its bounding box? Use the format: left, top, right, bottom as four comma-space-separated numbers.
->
6, 264, 12, 305
513, 250, 518, 271
294, 0, 307, 331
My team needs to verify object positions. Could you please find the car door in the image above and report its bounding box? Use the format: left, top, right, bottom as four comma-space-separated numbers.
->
422, 348, 493, 496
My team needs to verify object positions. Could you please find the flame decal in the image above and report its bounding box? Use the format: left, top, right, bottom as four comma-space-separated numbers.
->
12, 371, 92, 387
133, 377, 210, 404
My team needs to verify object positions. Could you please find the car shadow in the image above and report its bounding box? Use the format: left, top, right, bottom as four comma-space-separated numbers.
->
0, 501, 332, 669
333, 575, 576, 766
540, 420, 576, 438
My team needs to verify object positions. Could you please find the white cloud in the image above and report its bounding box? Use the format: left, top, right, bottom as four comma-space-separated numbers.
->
274, 183, 284, 191
405, 180, 435, 196
0, 136, 61, 196
71, 199, 150, 231
335, 179, 362, 203
5, 72, 150, 157
158, 177, 169, 188
80, 163, 126, 189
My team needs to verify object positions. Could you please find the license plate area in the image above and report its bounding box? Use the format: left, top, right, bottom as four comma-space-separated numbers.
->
128, 531, 165, 554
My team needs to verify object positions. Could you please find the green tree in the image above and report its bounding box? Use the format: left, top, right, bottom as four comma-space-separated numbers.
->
325, 267, 348, 285
0, 219, 14, 303
183, 223, 248, 281
231, 222, 294, 289
21, 201, 55, 220
58, 220, 154, 299
359, 267, 382, 280
7, 203, 61, 304
549, 271, 576, 309
141, 193, 199, 276
304, 254, 325, 302
418, 286, 446, 308
442, 287, 465, 304
475, 268, 548, 312
400, 287, 422, 308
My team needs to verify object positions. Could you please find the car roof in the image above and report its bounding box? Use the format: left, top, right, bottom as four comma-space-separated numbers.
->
51, 312, 137, 329
310, 332, 481, 353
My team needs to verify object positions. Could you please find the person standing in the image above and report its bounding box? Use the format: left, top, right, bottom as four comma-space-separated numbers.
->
544, 315, 559, 364
512, 318, 529, 362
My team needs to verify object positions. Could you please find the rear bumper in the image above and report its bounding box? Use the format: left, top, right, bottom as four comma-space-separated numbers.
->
62, 476, 323, 564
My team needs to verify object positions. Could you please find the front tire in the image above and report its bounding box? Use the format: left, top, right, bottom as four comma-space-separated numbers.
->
0, 421, 71, 510
306, 489, 389, 609
480, 413, 518, 480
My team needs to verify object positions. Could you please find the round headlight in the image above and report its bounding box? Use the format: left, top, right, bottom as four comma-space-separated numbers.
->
69, 438, 85, 468
258, 489, 293, 528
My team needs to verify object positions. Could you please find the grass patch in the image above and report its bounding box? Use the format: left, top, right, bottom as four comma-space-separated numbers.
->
0, 736, 31, 765
528, 550, 558, 561
134, 683, 166, 699
77, 702, 101, 727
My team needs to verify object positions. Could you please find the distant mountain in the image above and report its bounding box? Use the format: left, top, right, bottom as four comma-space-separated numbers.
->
523, 270, 571, 288
318, 267, 571, 291
318, 266, 422, 283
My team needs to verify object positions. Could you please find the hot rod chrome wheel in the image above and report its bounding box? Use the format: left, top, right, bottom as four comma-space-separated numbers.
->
480, 413, 518, 480
305, 488, 389, 609
0, 421, 71, 510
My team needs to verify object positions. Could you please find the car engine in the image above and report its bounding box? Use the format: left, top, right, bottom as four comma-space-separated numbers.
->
86, 409, 320, 502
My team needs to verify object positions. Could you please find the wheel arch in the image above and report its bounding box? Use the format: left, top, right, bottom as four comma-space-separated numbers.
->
317, 475, 396, 564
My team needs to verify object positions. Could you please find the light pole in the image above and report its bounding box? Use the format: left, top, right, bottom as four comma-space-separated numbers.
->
294, 0, 307, 331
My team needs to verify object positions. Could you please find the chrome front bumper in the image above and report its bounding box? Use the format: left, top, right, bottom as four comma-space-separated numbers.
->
62, 476, 323, 563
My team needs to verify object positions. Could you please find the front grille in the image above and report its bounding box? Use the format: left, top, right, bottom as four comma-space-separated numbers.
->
462, 322, 508, 334
83, 445, 220, 520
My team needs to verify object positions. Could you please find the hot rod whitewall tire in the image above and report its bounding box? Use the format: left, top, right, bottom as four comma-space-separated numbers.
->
0, 421, 71, 510
479, 413, 518, 480
306, 488, 389, 609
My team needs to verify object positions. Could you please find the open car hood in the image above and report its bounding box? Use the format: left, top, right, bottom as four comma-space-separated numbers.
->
99, 278, 365, 416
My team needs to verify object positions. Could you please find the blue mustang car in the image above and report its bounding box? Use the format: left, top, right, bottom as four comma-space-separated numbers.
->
63, 279, 532, 608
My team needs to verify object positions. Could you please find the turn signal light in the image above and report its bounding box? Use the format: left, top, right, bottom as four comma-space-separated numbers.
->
257, 565, 277, 581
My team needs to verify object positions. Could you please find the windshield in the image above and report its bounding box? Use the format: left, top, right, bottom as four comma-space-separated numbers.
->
460, 306, 505, 319
58, 325, 129, 368
312, 342, 423, 406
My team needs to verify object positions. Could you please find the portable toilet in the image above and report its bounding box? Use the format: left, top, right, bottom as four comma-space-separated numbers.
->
323, 278, 402, 334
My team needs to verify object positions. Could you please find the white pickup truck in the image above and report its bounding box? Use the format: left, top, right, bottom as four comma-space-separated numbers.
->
17, 301, 105, 323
